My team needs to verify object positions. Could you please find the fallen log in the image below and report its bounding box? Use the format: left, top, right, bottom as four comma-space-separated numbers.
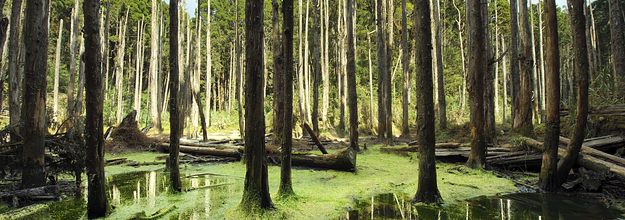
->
161, 143, 241, 159
559, 136, 625, 167
519, 137, 625, 179
302, 123, 328, 154
291, 147, 356, 171
577, 136, 625, 153
164, 138, 240, 149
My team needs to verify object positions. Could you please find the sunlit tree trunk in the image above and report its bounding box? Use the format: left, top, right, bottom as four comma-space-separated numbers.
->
103, 1, 110, 105
322, 0, 329, 128
21, 0, 49, 189
367, 30, 375, 131
236, 0, 244, 140
385, 0, 393, 145
150, 0, 162, 133
434, 0, 446, 130
413, 0, 440, 203
453, 0, 466, 114
466, 0, 486, 169
84, 0, 109, 215
53, 19, 63, 124
304, 0, 310, 125
539, 0, 560, 191
134, 18, 143, 121
530, 0, 539, 123
502, 36, 508, 122
116, 10, 129, 125
538, 0, 545, 116
205, 0, 212, 127
298, 0, 305, 128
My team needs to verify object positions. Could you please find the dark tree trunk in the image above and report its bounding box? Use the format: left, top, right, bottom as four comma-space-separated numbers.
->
312, 0, 320, 135
539, 0, 560, 191
434, 0, 446, 130
518, 0, 534, 136
68, 0, 80, 120
385, 0, 393, 145
376, 0, 387, 140
609, 0, 625, 92
401, 0, 409, 136
483, 0, 496, 145
272, 0, 284, 146
466, 0, 486, 169
278, 0, 294, 198
347, 0, 358, 151
168, 0, 181, 193
510, 0, 521, 128
84, 0, 109, 216
413, 0, 440, 203
239, 0, 273, 211
557, 0, 589, 184
21, 0, 49, 189
8, 0, 22, 132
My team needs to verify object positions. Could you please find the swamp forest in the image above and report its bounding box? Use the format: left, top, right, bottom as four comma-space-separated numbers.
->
0, 0, 624, 218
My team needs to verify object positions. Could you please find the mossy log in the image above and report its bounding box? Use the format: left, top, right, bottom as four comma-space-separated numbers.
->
519, 137, 625, 179
290, 147, 357, 171
160, 143, 241, 159
163, 138, 240, 148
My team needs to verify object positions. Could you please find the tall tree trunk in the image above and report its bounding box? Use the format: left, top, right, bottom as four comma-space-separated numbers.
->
322, 0, 329, 128
21, 0, 49, 189
53, 19, 63, 124
272, 0, 284, 145
518, 0, 534, 136
347, 0, 359, 151
539, 0, 545, 116
557, 0, 588, 184
367, 30, 375, 132
304, 0, 310, 125
76, 34, 86, 116
466, 0, 486, 169
385, 0, 393, 145
312, 0, 320, 135
539, 0, 560, 191
103, 1, 110, 105
401, 0, 409, 135
502, 35, 508, 122
84, 0, 109, 215
278, 0, 295, 198
495, 4, 499, 120
609, 0, 625, 91
67, 0, 79, 120
434, 0, 446, 130
530, 0, 540, 123
376, 0, 387, 140
510, 0, 521, 129
192, 13, 202, 137
240, 0, 273, 211
413, 0, 440, 203
236, 0, 245, 140
116, 10, 129, 125
298, 0, 305, 129
453, 0, 466, 114
134, 19, 143, 121
206, 0, 212, 127
338, 0, 345, 134
169, 0, 181, 192
483, 0, 496, 145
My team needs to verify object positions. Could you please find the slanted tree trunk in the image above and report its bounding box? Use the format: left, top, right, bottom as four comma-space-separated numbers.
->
192, 13, 202, 137
312, 0, 320, 135
376, 0, 387, 140
8, 0, 22, 130
278, 0, 295, 197
239, 0, 273, 211
609, 0, 625, 91
168, 0, 181, 192
518, 0, 534, 136
401, 0, 408, 136
116, 10, 129, 125
84, 0, 109, 215
557, 0, 589, 184
434, 0, 446, 130
150, 0, 162, 133
510, 0, 521, 129
21, 0, 49, 189
413, 0, 440, 203
466, 0, 486, 169
539, 0, 560, 191
67, 0, 80, 120
347, 0, 359, 151
53, 19, 63, 124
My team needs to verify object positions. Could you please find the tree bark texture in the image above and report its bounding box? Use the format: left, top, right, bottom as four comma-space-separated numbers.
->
483, 0, 496, 145
236, 0, 244, 140
67, 0, 79, 120
272, 0, 284, 146
312, 0, 320, 135
168, 0, 181, 192
240, 0, 273, 211
609, 0, 625, 92
539, 0, 560, 191
557, 0, 588, 184
510, 0, 521, 129
116, 10, 129, 125
21, 0, 49, 189
376, 0, 386, 140
401, 0, 409, 135
53, 19, 63, 124
385, 0, 393, 145
205, 0, 212, 127
347, 0, 358, 151
278, 0, 295, 198
84, 0, 110, 216
466, 0, 486, 169
413, 0, 440, 203
8, 0, 23, 129
518, 0, 534, 136
435, 0, 446, 130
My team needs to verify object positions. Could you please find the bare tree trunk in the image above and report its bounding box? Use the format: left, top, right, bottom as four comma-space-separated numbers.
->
67, 0, 80, 120
494, 5, 499, 120
134, 18, 143, 121
401, 0, 409, 136
116, 10, 129, 125
53, 19, 63, 124
103, 1, 110, 105
453, 0, 466, 114
21, 0, 49, 189
376, 0, 387, 140
367, 30, 375, 132
240, 0, 273, 211
539, 0, 560, 191
278, 0, 295, 198
483, 0, 496, 145
466, 0, 486, 169
206, 0, 212, 127
510, 0, 521, 130
413, 0, 440, 203
312, 0, 320, 135
76, 34, 86, 116
385, 0, 393, 145
272, 0, 284, 145
322, 0, 329, 128
169, 0, 181, 192
539, 0, 546, 118
304, 0, 310, 125
556, 0, 589, 184
236, 0, 244, 140
434, 0, 446, 130
502, 35, 508, 122
84, 0, 109, 215
609, 0, 625, 91
518, 0, 534, 136
338, 0, 345, 134
530, 0, 539, 123
192, 13, 202, 137
347, 0, 359, 151
298, 0, 305, 129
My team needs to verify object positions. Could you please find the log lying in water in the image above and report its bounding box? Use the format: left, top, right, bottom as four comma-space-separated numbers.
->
290, 147, 357, 171
161, 143, 242, 159
519, 137, 625, 179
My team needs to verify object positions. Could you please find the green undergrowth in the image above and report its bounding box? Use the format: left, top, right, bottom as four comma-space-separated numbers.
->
49, 144, 517, 219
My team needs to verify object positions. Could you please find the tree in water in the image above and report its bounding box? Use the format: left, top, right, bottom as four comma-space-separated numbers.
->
465, 0, 486, 169
84, 0, 110, 216
413, 0, 440, 203
168, 0, 182, 192
239, 0, 273, 212
539, 0, 560, 191
278, 0, 295, 198
556, 0, 589, 184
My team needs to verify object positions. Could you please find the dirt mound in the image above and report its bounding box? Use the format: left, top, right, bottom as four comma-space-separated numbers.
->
106, 111, 159, 154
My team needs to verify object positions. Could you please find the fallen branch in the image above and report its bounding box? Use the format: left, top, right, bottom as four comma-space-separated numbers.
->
302, 123, 328, 154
